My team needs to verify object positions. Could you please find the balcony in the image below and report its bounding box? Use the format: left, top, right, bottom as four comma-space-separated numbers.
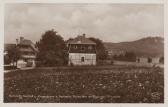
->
21, 55, 36, 59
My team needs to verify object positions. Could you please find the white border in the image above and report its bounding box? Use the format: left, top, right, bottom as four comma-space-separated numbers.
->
1, 0, 165, 4
0, 0, 167, 107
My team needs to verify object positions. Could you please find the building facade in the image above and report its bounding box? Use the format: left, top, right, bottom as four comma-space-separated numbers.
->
67, 34, 96, 66
136, 56, 161, 64
16, 37, 37, 68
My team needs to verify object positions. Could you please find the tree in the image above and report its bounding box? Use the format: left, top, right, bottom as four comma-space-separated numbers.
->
124, 51, 136, 62
113, 51, 136, 62
4, 55, 10, 65
7, 46, 21, 66
89, 37, 108, 60
36, 29, 67, 66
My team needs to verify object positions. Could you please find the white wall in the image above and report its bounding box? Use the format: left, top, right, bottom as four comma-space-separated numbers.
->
69, 53, 96, 66
136, 58, 148, 63
137, 57, 160, 64
152, 58, 160, 64
17, 59, 27, 68
140, 58, 148, 63
17, 59, 36, 68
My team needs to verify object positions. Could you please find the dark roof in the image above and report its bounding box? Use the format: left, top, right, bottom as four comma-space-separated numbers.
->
4, 44, 16, 51
20, 39, 33, 45
67, 35, 96, 45
18, 39, 38, 52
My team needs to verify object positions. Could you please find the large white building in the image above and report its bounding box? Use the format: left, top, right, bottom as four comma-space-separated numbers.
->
67, 34, 96, 66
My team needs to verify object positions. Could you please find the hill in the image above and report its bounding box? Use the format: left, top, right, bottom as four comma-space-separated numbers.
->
104, 37, 164, 57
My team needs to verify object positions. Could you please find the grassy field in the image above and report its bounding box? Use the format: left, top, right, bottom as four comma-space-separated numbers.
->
4, 66, 164, 103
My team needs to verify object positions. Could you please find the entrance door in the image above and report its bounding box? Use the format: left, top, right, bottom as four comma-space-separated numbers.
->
81, 57, 85, 62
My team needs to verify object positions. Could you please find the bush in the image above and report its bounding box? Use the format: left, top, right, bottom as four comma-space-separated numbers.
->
97, 59, 114, 65
4, 65, 17, 70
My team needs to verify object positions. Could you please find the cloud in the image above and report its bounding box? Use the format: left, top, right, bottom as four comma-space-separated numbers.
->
4, 4, 163, 43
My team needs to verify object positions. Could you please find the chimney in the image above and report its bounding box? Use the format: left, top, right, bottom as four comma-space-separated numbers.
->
83, 33, 86, 38
20, 37, 24, 43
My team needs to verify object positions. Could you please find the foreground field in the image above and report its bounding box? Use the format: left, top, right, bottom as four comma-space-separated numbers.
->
4, 66, 164, 103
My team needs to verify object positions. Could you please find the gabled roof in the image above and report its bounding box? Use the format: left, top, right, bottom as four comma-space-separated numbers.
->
67, 35, 96, 45
18, 39, 38, 52
20, 39, 33, 45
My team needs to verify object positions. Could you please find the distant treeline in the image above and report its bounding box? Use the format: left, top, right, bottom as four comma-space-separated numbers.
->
113, 52, 136, 62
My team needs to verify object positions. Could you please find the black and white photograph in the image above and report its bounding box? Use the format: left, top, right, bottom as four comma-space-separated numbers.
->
2, 1, 166, 104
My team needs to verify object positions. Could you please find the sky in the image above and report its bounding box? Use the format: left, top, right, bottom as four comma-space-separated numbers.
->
4, 3, 164, 43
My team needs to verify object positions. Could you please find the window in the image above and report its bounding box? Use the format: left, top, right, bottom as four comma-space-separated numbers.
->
148, 58, 152, 63
88, 46, 93, 50
137, 58, 140, 63
75, 45, 78, 49
72, 45, 79, 49
24, 59, 28, 62
81, 57, 85, 62
81, 46, 85, 51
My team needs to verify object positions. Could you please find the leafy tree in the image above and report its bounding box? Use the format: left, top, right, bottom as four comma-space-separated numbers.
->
36, 29, 67, 66
7, 46, 21, 66
89, 37, 108, 60
124, 51, 136, 61
113, 51, 136, 62
4, 55, 10, 65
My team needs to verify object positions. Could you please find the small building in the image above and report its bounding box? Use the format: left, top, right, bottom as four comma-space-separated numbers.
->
136, 56, 161, 64
16, 37, 37, 68
136, 57, 149, 63
67, 34, 96, 66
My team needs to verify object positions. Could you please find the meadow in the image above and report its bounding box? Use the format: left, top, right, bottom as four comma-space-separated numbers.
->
4, 66, 164, 103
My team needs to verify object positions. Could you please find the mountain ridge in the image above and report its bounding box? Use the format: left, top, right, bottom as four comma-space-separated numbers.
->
104, 37, 164, 57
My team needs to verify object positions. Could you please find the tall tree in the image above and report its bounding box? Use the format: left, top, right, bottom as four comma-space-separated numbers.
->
7, 46, 21, 66
36, 29, 67, 66
89, 37, 108, 60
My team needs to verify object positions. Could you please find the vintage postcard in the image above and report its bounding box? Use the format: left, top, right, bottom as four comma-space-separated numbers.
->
0, 0, 167, 107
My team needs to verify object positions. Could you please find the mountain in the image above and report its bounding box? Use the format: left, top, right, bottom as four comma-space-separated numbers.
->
104, 37, 164, 57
